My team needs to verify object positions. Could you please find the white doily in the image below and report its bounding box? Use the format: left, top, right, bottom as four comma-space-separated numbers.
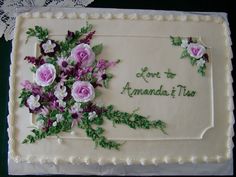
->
0, 0, 94, 40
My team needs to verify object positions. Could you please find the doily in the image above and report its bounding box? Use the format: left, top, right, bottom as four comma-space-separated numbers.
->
0, 0, 94, 40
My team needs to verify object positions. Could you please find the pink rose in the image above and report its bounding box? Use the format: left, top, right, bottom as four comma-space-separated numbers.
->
71, 43, 95, 67
35, 63, 56, 87
72, 81, 95, 102
187, 43, 206, 59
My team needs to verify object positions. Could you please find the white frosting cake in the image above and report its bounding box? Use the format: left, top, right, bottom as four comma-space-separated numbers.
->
8, 10, 234, 167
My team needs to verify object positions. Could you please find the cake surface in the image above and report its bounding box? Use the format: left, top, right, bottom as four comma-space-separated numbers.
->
8, 10, 233, 166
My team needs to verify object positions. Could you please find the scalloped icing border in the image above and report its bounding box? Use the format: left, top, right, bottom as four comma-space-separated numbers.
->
7, 11, 234, 166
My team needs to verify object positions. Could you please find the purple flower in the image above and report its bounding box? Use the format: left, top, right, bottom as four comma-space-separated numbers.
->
94, 70, 106, 82
57, 57, 73, 72
21, 80, 33, 90
40, 106, 49, 116
21, 80, 42, 95
66, 30, 75, 41
187, 43, 206, 59
71, 43, 95, 67
71, 81, 95, 102
79, 31, 96, 45
24, 56, 45, 66
40, 39, 59, 57
35, 63, 56, 87
96, 59, 116, 70
76, 66, 93, 79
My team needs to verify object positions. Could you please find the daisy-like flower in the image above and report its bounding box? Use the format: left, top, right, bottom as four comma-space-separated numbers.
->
70, 112, 82, 128
57, 57, 73, 72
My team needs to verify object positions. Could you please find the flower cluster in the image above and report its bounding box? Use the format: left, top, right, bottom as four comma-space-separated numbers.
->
20, 24, 118, 132
20, 24, 166, 150
170, 36, 209, 76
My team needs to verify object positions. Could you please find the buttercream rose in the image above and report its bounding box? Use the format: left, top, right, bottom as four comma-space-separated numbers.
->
72, 81, 95, 102
187, 43, 206, 59
35, 63, 56, 86
71, 43, 95, 67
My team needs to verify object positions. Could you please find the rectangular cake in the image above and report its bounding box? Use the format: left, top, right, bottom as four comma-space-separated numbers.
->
8, 9, 233, 170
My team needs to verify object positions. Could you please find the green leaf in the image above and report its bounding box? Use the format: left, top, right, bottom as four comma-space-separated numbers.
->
170, 36, 182, 46
26, 26, 48, 42
103, 79, 109, 89
180, 49, 189, 59
92, 44, 103, 56
45, 57, 57, 65
106, 73, 113, 79
19, 89, 32, 107
104, 105, 167, 133
95, 127, 104, 135
197, 65, 206, 76
30, 66, 37, 73
95, 90, 101, 97
44, 82, 56, 92
93, 117, 103, 125
189, 57, 197, 66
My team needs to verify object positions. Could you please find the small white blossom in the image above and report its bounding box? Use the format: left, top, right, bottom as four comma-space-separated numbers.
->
36, 119, 44, 129
27, 95, 40, 110
88, 111, 97, 120
57, 99, 66, 108
54, 84, 68, 100
53, 121, 57, 127
196, 58, 206, 68
181, 39, 189, 48
56, 114, 64, 122
71, 102, 82, 113
42, 40, 56, 53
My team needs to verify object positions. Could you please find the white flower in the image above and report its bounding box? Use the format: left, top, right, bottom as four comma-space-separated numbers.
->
57, 99, 66, 108
36, 119, 44, 129
56, 114, 64, 122
70, 102, 82, 113
187, 43, 206, 59
181, 39, 189, 48
42, 40, 56, 53
88, 111, 97, 120
54, 84, 68, 100
196, 58, 206, 68
27, 95, 40, 110
53, 121, 57, 127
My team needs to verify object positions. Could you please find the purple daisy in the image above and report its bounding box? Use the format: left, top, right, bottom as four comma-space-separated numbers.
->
57, 57, 73, 72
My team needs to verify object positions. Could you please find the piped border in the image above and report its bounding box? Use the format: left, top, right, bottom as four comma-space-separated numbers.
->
7, 11, 234, 165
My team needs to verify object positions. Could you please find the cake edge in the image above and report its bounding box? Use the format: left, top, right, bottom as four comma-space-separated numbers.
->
7, 11, 234, 165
